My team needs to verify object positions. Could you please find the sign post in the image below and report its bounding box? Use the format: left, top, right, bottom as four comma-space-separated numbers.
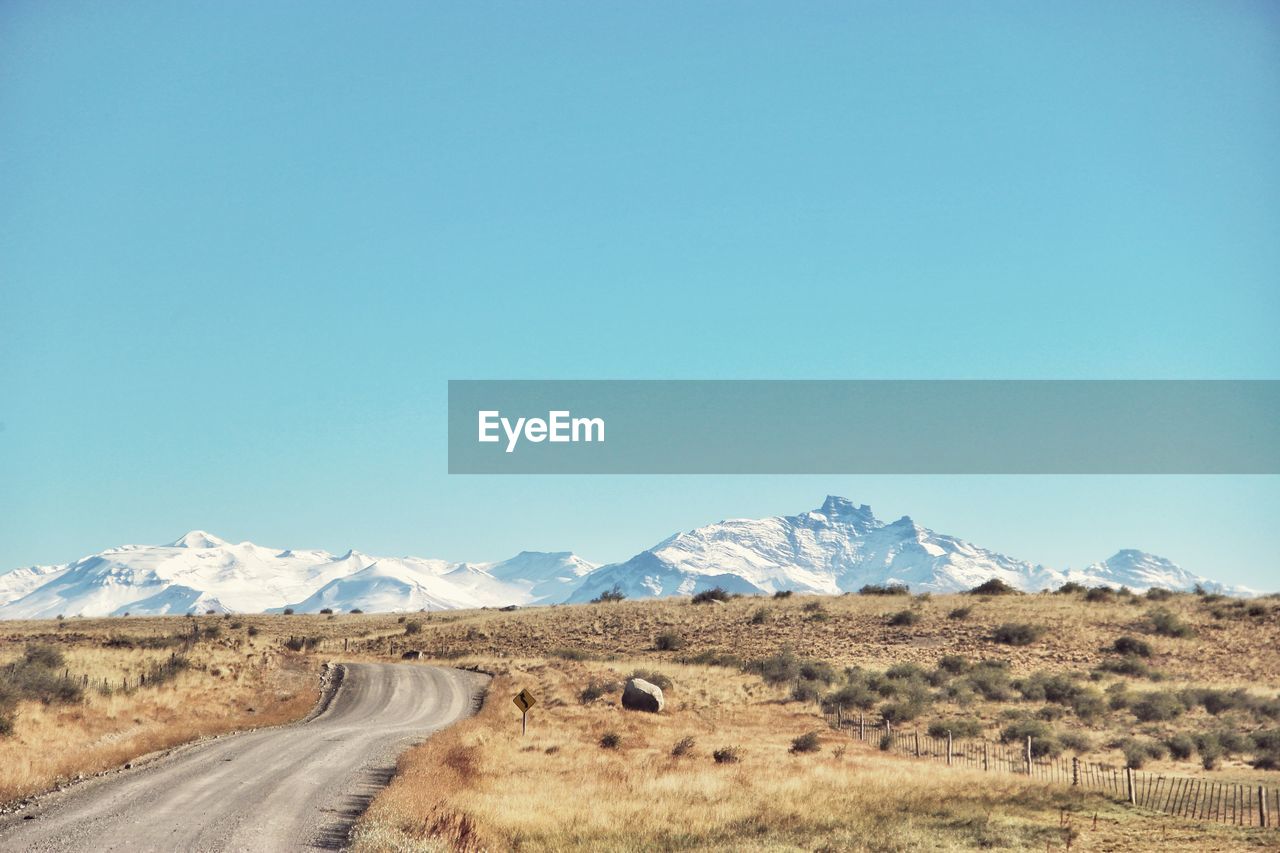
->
512, 688, 537, 735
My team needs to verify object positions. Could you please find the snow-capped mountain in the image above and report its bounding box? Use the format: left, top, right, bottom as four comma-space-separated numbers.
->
0, 498, 1252, 618
567, 496, 1246, 602
0, 532, 596, 619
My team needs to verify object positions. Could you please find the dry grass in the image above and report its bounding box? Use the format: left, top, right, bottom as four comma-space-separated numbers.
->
353, 658, 1273, 852
0, 616, 321, 804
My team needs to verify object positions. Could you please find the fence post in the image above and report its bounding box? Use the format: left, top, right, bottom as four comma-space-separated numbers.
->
983, 741, 989, 772
1126, 768, 1136, 805
1260, 785, 1268, 828
859, 713, 865, 742
1025, 736, 1033, 775
947, 730, 953, 766
914, 729, 921, 757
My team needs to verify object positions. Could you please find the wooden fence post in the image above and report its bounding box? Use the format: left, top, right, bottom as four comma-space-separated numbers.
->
983, 741, 989, 772
1260, 785, 1268, 828
859, 713, 865, 742
946, 731, 953, 766
914, 730, 921, 757
1126, 767, 1136, 805
1025, 736, 1033, 775
1072, 757, 1079, 786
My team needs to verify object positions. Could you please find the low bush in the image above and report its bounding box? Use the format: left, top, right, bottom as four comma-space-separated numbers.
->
579, 681, 613, 704
1055, 582, 1087, 595
927, 718, 983, 739
823, 683, 878, 713
1070, 688, 1107, 723
773, 590, 793, 599
992, 623, 1044, 646
1120, 737, 1166, 769
654, 631, 685, 651
937, 655, 972, 674
967, 578, 1021, 596
691, 587, 731, 605
999, 718, 1061, 757
318, 607, 333, 615
599, 731, 622, 749
1084, 586, 1117, 603
1149, 608, 1195, 638
550, 647, 591, 661
403, 620, 423, 635
749, 607, 770, 625
1131, 691, 1186, 722
1059, 731, 1094, 753
789, 731, 822, 754
966, 661, 1014, 701
859, 583, 910, 596
1096, 657, 1157, 679
591, 584, 626, 604
1165, 733, 1196, 760
1145, 587, 1175, 601
671, 736, 695, 757
947, 606, 972, 621
791, 680, 822, 703
712, 746, 741, 764
1112, 636, 1152, 657
887, 609, 920, 627
628, 669, 672, 690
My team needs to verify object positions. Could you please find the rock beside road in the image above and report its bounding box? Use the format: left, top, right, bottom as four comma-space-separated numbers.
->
622, 678, 664, 713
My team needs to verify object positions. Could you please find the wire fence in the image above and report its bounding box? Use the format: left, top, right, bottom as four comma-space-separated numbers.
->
824, 710, 1278, 829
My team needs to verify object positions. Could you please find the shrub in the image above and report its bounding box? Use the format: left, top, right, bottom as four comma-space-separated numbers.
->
283, 635, 321, 652
879, 733, 893, 751
799, 660, 838, 684
1166, 734, 1195, 760
1059, 731, 1094, 753
749, 607, 770, 625
404, 620, 423, 635
579, 681, 612, 704
1000, 718, 1061, 757
992, 623, 1044, 646
1070, 688, 1107, 723
885, 663, 926, 681
713, 746, 742, 764
859, 583, 910, 596
881, 698, 927, 724
550, 647, 590, 661
629, 669, 672, 690
247, 626, 260, 637
927, 718, 983, 739
1120, 737, 1166, 769
966, 661, 1014, 701
773, 590, 793, 599
22, 643, 65, 670
1096, 657, 1156, 679
1149, 608, 1194, 638
350, 608, 364, 614
789, 731, 822, 754
671, 736, 695, 757
1197, 735, 1224, 769
823, 683, 878, 713
1131, 691, 1186, 722
791, 680, 822, 703
1055, 582, 1087, 595
1145, 587, 1175, 601
599, 731, 622, 749
318, 607, 333, 615
938, 655, 972, 674
967, 578, 1021, 596
1084, 586, 1116, 604
282, 608, 295, 615
654, 631, 685, 651
591, 584, 626, 604
1112, 636, 1152, 657
887, 609, 920, 627
691, 587, 731, 605
947, 606, 972, 621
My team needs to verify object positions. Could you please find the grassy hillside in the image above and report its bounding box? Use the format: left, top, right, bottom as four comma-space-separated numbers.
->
2, 587, 1278, 849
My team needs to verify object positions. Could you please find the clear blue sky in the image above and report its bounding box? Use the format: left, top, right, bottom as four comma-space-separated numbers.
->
2, 2, 1278, 588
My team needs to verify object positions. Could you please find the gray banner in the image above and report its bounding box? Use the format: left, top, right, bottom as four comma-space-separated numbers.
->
447, 380, 1280, 474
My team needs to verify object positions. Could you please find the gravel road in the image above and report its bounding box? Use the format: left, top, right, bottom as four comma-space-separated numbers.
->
0, 663, 489, 852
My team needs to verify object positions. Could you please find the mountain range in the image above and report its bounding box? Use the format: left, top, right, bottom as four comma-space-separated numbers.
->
0, 496, 1250, 618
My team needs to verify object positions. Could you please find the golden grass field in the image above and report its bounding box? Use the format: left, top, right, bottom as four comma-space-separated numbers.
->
3, 588, 1279, 850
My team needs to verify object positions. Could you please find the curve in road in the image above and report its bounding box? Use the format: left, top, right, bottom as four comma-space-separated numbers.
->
0, 663, 490, 852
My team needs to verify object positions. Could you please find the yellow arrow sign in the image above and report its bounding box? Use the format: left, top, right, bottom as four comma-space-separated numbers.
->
513, 688, 537, 713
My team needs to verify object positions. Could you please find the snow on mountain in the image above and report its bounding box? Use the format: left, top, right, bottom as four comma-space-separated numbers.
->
0, 532, 592, 619
568, 496, 1236, 602
0, 500, 1253, 618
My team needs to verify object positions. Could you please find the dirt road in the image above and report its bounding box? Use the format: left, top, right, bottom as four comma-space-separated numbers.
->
0, 663, 489, 852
